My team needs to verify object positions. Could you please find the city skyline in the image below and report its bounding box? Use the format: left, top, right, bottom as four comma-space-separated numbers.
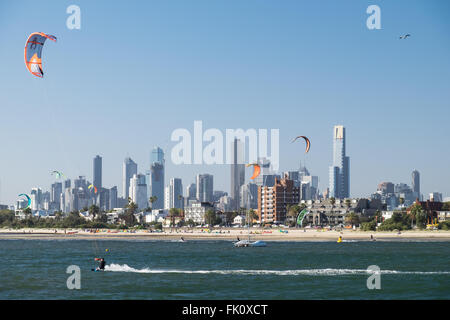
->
1, 1, 450, 205
9, 135, 446, 212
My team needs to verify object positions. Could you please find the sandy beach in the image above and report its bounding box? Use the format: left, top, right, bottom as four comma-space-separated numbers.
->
1, 227, 449, 241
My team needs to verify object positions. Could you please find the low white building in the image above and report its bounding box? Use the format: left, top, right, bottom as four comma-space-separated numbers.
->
184, 201, 215, 224
144, 209, 168, 223
438, 211, 450, 222
233, 215, 245, 226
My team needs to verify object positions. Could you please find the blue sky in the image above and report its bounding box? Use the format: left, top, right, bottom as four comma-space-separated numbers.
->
0, 0, 449, 205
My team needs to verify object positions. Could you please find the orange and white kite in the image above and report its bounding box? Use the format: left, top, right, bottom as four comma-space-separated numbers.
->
246, 163, 261, 180
24, 32, 57, 78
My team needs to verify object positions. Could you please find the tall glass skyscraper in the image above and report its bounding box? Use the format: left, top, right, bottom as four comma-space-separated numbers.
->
93, 155, 102, 189
123, 157, 137, 199
150, 147, 165, 209
412, 169, 420, 197
329, 125, 350, 199
230, 138, 245, 210
196, 174, 214, 202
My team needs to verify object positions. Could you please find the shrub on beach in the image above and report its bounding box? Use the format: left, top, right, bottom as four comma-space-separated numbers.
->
438, 221, 450, 230
360, 220, 377, 231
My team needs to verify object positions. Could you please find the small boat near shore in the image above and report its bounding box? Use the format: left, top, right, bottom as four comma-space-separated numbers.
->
234, 239, 266, 247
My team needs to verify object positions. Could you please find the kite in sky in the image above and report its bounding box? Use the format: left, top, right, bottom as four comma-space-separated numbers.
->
51, 171, 64, 179
291, 136, 311, 153
88, 184, 98, 194
18, 193, 31, 209
246, 163, 261, 180
24, 32, 57, 78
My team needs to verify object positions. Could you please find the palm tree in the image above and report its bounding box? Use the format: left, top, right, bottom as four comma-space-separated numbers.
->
149, 196, 157, 210
248, 209, 258, 226
169, 208, 180, 230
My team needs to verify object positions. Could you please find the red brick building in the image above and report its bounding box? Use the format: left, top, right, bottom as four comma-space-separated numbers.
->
407, 199, 442, 224
258, 177, 300, 224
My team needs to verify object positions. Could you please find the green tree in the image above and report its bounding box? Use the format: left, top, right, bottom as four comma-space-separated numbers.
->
248, 209, 258, 225
205, 209, 216, 226
345, 212, 360, 227
409, 203, 423, 228
88, 205, 100, 220
149, 196, 157, 209
169, 208, 181, 229
286, 204, 300, 226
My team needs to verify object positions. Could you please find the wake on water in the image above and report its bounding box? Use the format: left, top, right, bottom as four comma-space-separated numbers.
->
104, 264, 450, 276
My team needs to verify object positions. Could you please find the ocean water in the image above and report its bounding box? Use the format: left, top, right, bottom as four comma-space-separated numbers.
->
0, 239, 449, 299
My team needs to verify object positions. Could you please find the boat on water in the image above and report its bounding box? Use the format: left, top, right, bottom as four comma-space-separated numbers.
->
233, 210, 267, 248
234, 239, 266, 247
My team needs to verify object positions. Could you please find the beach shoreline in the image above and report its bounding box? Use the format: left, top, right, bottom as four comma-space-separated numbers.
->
1, 227, 449, 241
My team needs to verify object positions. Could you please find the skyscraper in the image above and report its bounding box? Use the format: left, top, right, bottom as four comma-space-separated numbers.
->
51, 182, 62, 210
196, 174, 214, 202
412, 169, 420, 198
129, 174, 148, 210
123, 157, 137, 200
329, 125, 350, 199
109, 186, 118, 209
93, 155, 102, 189
149, 147, 165, 209
240, 183, 258, 209
186, 183, 197, 200
230, 138, 245, 210
165, 178, 183, 209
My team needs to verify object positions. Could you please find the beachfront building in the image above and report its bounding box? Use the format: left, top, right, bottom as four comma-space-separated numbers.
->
233, 215, 246, 226
184, 201, 215, 224
257, 177, 300, 224
300, 198, 385, 227
407, 199, 443, 224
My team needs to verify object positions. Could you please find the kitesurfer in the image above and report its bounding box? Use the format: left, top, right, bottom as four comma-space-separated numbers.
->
95, 257, 106, 270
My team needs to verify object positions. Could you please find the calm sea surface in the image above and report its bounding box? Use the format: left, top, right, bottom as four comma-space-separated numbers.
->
0, 239, 449, 299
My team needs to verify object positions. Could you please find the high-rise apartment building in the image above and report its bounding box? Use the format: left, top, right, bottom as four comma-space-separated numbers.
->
129, 174, 148, 210
123, 157, 137, 200
196, 174, 214, 202
93, 155, 102, 189
230, 138, 245, 210
329, 125, 350, 199
257, 177, 300, 224
412, 169, 420, 198
149, 147, 165, 209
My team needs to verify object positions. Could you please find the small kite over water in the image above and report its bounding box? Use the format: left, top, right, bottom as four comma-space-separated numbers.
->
24, 32, 57, 78
399, 34, 411, 39
51, 171, 64, 179
18, 193, 31, 209
291, 136, 310, 153
246, 163, 261, 180
88, 184, 98, 194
